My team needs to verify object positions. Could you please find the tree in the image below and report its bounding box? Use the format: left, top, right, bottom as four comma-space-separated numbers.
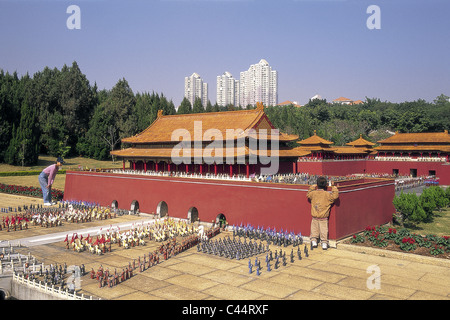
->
419, 189, 436, 222
433, 94, 450, 106
177, 97, 192, 114
205, 100, 213, 112
393, 192, 426, 224
78, 103, 112, 160
100, 125, 121, 163
102, 78, 136, 138
40, 110, 69, 156
58, 61, 96, 152
192, 97, 205, 113
4, 100, 40, 165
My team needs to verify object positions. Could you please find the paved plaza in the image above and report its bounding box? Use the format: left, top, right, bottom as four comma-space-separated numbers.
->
1, 193, 449, 301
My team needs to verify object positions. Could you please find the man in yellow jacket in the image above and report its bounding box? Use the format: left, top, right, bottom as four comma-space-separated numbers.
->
307, 176, 339, 250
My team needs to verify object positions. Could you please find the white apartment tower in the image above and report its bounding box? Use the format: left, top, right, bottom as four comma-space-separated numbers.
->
185, 72, 208, 107
240, 59, 278, 107
216, 71, 240, 107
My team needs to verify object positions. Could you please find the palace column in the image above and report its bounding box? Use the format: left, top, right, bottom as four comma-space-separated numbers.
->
292, 161, 296, 174
214, 163, 217, 175
123, 160, 125, 170
144, 161, 147, 172
229, 164, 233, 177
246, 163, 249, 178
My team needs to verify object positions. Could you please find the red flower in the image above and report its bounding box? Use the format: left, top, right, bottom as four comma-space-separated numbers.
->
402, 237, 415, 244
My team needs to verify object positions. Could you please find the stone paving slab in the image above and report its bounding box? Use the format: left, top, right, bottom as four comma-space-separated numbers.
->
1, 194, 449, 302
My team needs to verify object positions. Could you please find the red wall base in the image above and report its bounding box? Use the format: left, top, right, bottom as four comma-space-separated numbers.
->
64, 172, 395, 240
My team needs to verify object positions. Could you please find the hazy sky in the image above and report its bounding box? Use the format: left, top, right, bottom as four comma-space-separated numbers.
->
1, 0, 449, 106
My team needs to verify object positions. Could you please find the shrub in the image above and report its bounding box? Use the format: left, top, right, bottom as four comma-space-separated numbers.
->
0, 183, 64, 200
351, 234, 365, 243
400, 237, 417, 251
430, 245, 445, 256
0, 170, 66, 177
384, 227, 398, 240
393, 192, 427, 223
393, 186, 450, 224
353, 225, 448, 257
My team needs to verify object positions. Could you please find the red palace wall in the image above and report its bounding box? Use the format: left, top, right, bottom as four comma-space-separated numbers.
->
365, 161, 450, 184
296, 160, 450, 185
64, 171, 395, 240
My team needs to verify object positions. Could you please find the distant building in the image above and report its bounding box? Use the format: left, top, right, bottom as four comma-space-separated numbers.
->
240, 59, 278, 107
185, 73, 208, 107
277, 100, 301, 108
332, 97, 363, 105
217, 71, 240, 107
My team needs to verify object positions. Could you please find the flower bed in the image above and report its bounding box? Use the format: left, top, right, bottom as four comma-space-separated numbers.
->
345, 225, 450, 259
0, 183, 64, 201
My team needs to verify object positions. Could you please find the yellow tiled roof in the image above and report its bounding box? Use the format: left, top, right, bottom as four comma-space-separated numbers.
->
333, 97, 352, 102
122, 108, 298, 144
378, 131, 450, 144
374, 145, 450, 153
333, 146, 373, 154
346, 134, 375, 147
297, 131, 334, 146
111, 146, 304, 159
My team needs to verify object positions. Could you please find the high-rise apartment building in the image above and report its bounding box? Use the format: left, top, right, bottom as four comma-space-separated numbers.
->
239, 59, 278, 107
185, 72, 208, 107
216, 71, 240, 107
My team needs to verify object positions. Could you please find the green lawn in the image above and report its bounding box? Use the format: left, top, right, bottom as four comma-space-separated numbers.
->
0, 155, 122, 191
403, 208, 450, 237
0, 154, 122, 172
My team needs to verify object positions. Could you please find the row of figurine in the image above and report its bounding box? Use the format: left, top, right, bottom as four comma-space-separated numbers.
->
231, 223, 303, 247
64, 218, 212, 255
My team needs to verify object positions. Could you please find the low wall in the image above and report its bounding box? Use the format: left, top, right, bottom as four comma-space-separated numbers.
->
64, 171, 395, 240
11, 281, 61, 300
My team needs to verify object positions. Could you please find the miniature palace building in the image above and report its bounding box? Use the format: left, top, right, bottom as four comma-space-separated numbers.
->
63, 105, 449, 240
110, 103, 302, 177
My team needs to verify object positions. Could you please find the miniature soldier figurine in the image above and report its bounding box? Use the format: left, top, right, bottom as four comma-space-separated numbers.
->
290, 249, 294, 263
297, 246, 302, 260
304, 244, 309, 258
